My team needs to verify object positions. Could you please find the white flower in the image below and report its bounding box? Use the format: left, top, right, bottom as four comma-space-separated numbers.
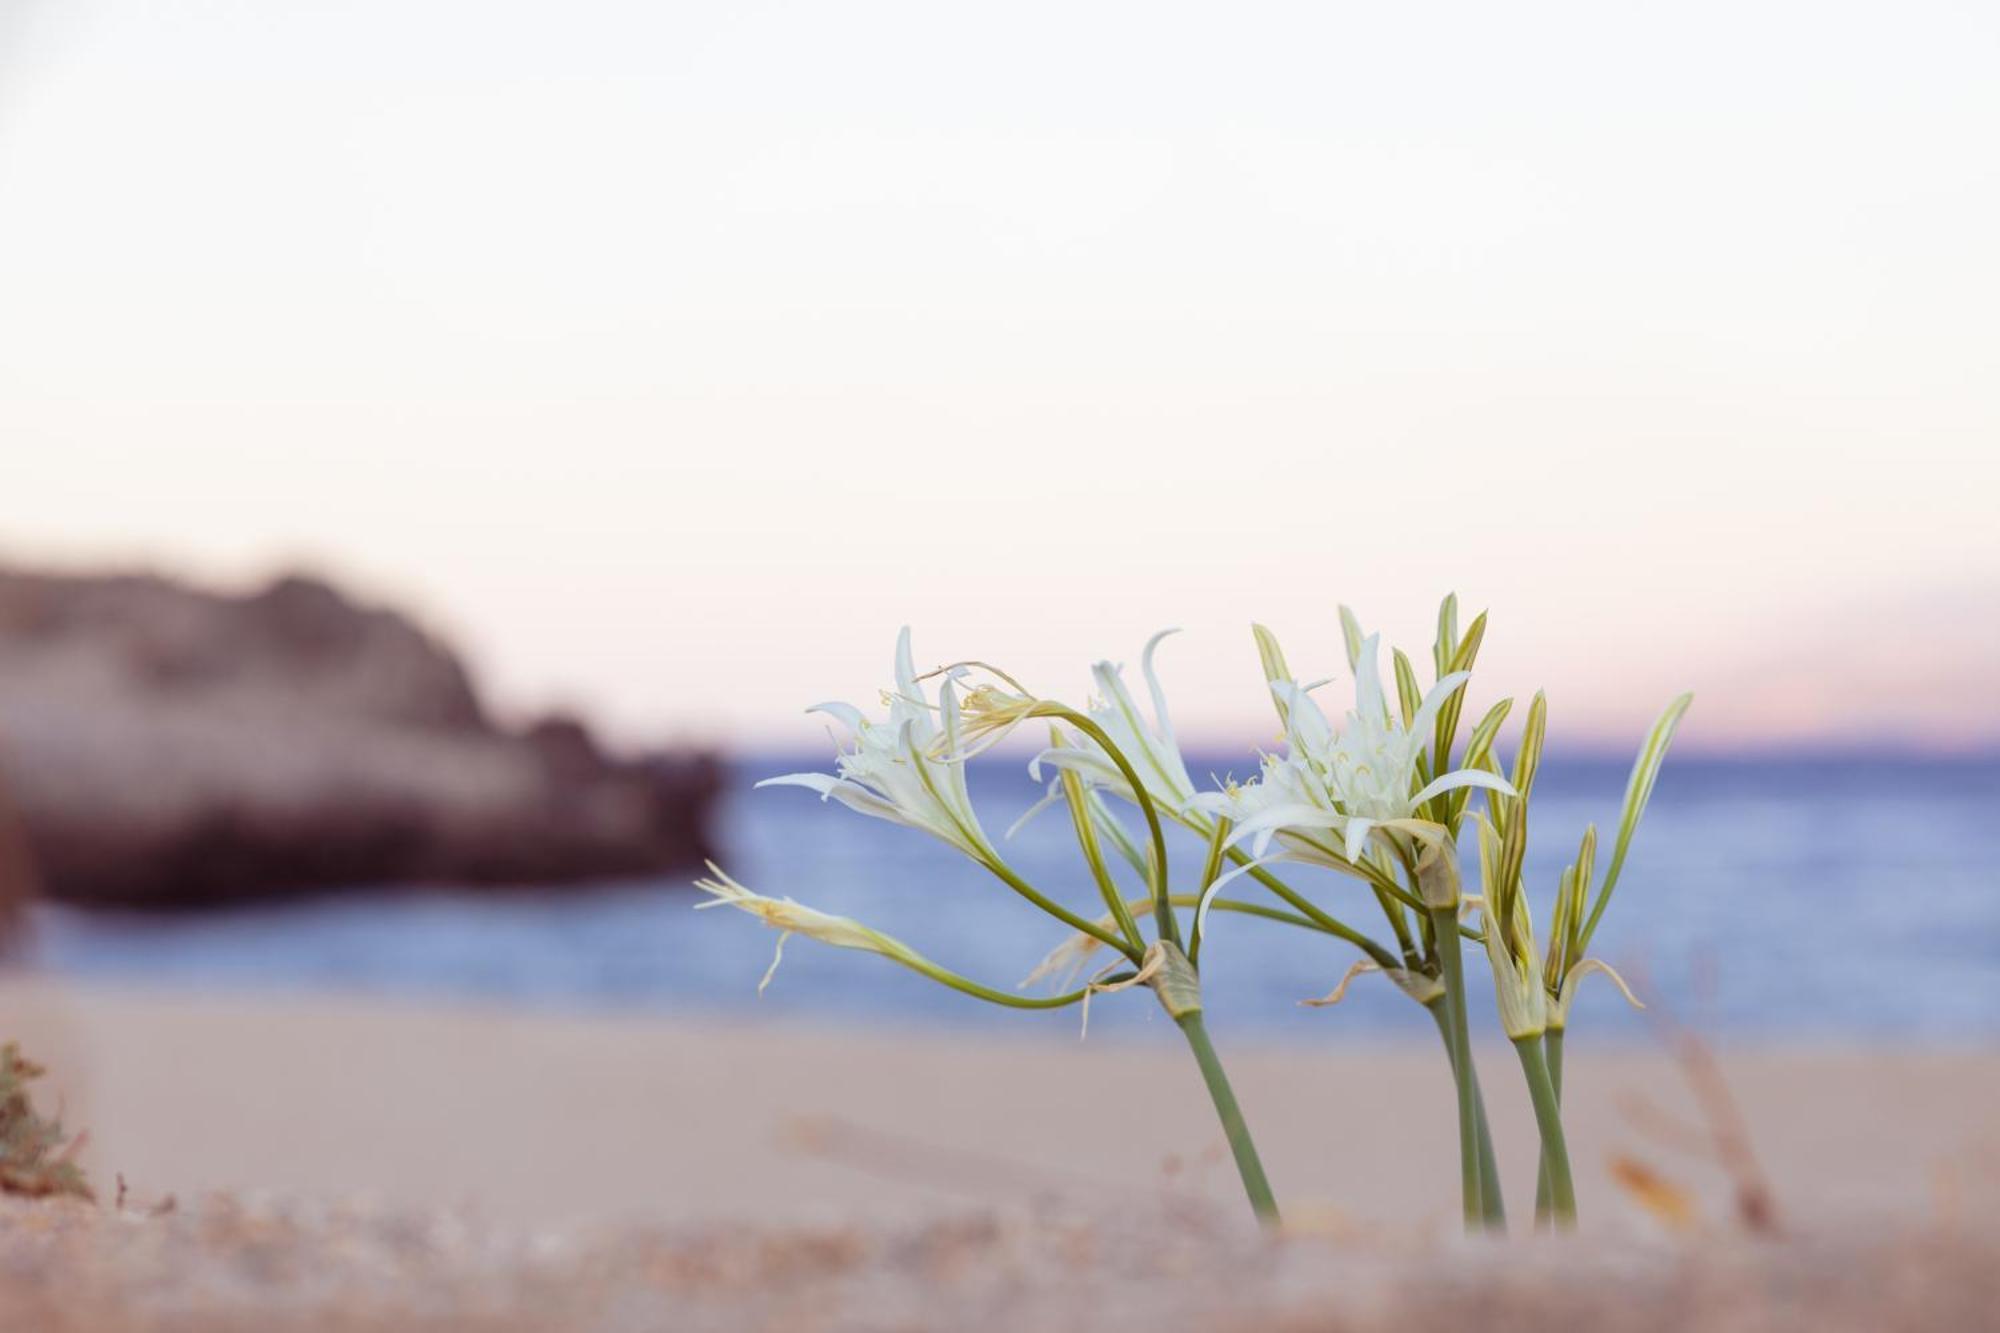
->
1207, 628, 1515, 869
1024, 629, 1205, 828
756, 627, 998, 864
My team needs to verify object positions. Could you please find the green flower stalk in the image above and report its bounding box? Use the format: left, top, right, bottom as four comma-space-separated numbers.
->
708, 629, 1281, 1225
952, 677, 1280, 1224
1530, 692, 1690, 1223
699, 610, 1692, 1240
695, 869, 1100, 1012
1193, 607, 1515, 1230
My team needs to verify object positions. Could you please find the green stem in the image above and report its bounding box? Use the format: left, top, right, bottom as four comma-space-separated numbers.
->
1515, 1034, 1576, 1228
1380, 887, 1419, 964
1427, 999, 1505, 1229
984, 859, 1140, 962
1233, 859, 1400, 970
1187, 817, 1232, 966
900, 955, 1099, 1010
1535, 1027, 1565, 1227
1056, 768, 1145, 951
1046, 711, 1177, 947
1428, 906, 1482, 1230
1176, 1010, 1279, 1226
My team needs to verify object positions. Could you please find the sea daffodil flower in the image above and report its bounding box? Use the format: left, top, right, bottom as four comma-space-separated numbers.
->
1204, 627, 1515, 871
1024, 630, 1206, 828
757, 627, 999, 865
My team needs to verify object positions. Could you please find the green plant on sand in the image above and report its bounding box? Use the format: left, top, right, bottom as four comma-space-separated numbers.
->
0, 1042, 92, 1201
697, 602, 1687, 1233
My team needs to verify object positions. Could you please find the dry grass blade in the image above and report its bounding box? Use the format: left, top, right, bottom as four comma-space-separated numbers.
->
1606, 1153, 1700, 1231
1617, 967, 1781, 1236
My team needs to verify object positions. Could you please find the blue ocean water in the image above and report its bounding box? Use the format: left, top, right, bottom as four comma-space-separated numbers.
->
26, 753, 2000, 1044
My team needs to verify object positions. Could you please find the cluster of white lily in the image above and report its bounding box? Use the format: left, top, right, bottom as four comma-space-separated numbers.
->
696, 600, 1690, 1232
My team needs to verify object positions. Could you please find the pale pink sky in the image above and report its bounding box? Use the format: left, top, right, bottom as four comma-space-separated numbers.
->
2, 3, 1996, 752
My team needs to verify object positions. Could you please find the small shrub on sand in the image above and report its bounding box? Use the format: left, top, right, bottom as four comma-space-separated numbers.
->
0, 1042, 92, 1201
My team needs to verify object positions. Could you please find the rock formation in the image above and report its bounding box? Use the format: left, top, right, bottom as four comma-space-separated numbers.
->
0, 567, 719, 910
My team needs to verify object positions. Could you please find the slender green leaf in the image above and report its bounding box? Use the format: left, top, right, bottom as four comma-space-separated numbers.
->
1056, 748, 1144, 949
1189, 816, 1233, 965
1392, 648, 1422, 729
1432, 610, 1488, 794
1492, 692, 1547, 923
1567, 824, 1597, 959
1086, 789, 1150, 882
1544, 864, 1575, 989
1578, 693, 1693, 952
1448, 695, 1513, 830
1433, 592, 1460, 679
1338, 604, 1365, 671
1251, 623, 1292, 730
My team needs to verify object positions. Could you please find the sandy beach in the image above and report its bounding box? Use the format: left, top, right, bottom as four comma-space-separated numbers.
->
5, 976, 1999, 1329
7, 977, 1996, 1230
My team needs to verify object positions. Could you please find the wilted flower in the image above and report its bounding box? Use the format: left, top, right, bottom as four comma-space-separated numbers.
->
694, 865, 921, 993
1299, 957, 1445, 1008
1548, 958, 1642, 1030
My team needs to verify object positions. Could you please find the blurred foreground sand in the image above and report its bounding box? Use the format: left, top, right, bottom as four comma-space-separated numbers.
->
5, 976, 1996, 1230
4, 977, 1999, 1330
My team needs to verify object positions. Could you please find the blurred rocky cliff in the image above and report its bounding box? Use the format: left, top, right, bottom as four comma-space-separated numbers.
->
0, 567, 719, 914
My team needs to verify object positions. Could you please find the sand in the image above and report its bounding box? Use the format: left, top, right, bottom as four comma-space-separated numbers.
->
4, 976, 1998, 1329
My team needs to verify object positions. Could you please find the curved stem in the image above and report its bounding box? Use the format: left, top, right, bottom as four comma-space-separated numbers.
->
1515, 1035, 1576, 1228
1175, 894, 1326, 932
1429, 906, 1482, 1230
894, 952, 1099, 1010
1188, 816, 1232, 965
1043, 710, 1178, 947
1056, 767, 1145, 951
1176, 1010, 1280, 1226
1233, 858, 1402, 970
984, 859, 1141, 962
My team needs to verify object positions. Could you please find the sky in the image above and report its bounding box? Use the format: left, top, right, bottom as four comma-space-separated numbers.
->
1, 2, 1996, 753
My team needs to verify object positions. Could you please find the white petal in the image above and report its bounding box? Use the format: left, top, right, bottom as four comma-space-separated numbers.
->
804, 700, 869, 736
1193, 855, 1281, 939
1271, 681, 1335, 756
1004, 782, 1065, 840
1409, 767, 1518, 808
1222, 801, 1346, 853
822, 782, 918, 827
1139, 627, 1183, 745
894, 625, 921, 704
1354, 633, 1388, 723
1341, 816, 1377, 865
1029, 746, 1125, 791
1409, 670, 1472, 739
756, 771, 842, 795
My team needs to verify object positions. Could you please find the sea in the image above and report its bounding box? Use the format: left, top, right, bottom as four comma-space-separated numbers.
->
25, 753, 2000, 1045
